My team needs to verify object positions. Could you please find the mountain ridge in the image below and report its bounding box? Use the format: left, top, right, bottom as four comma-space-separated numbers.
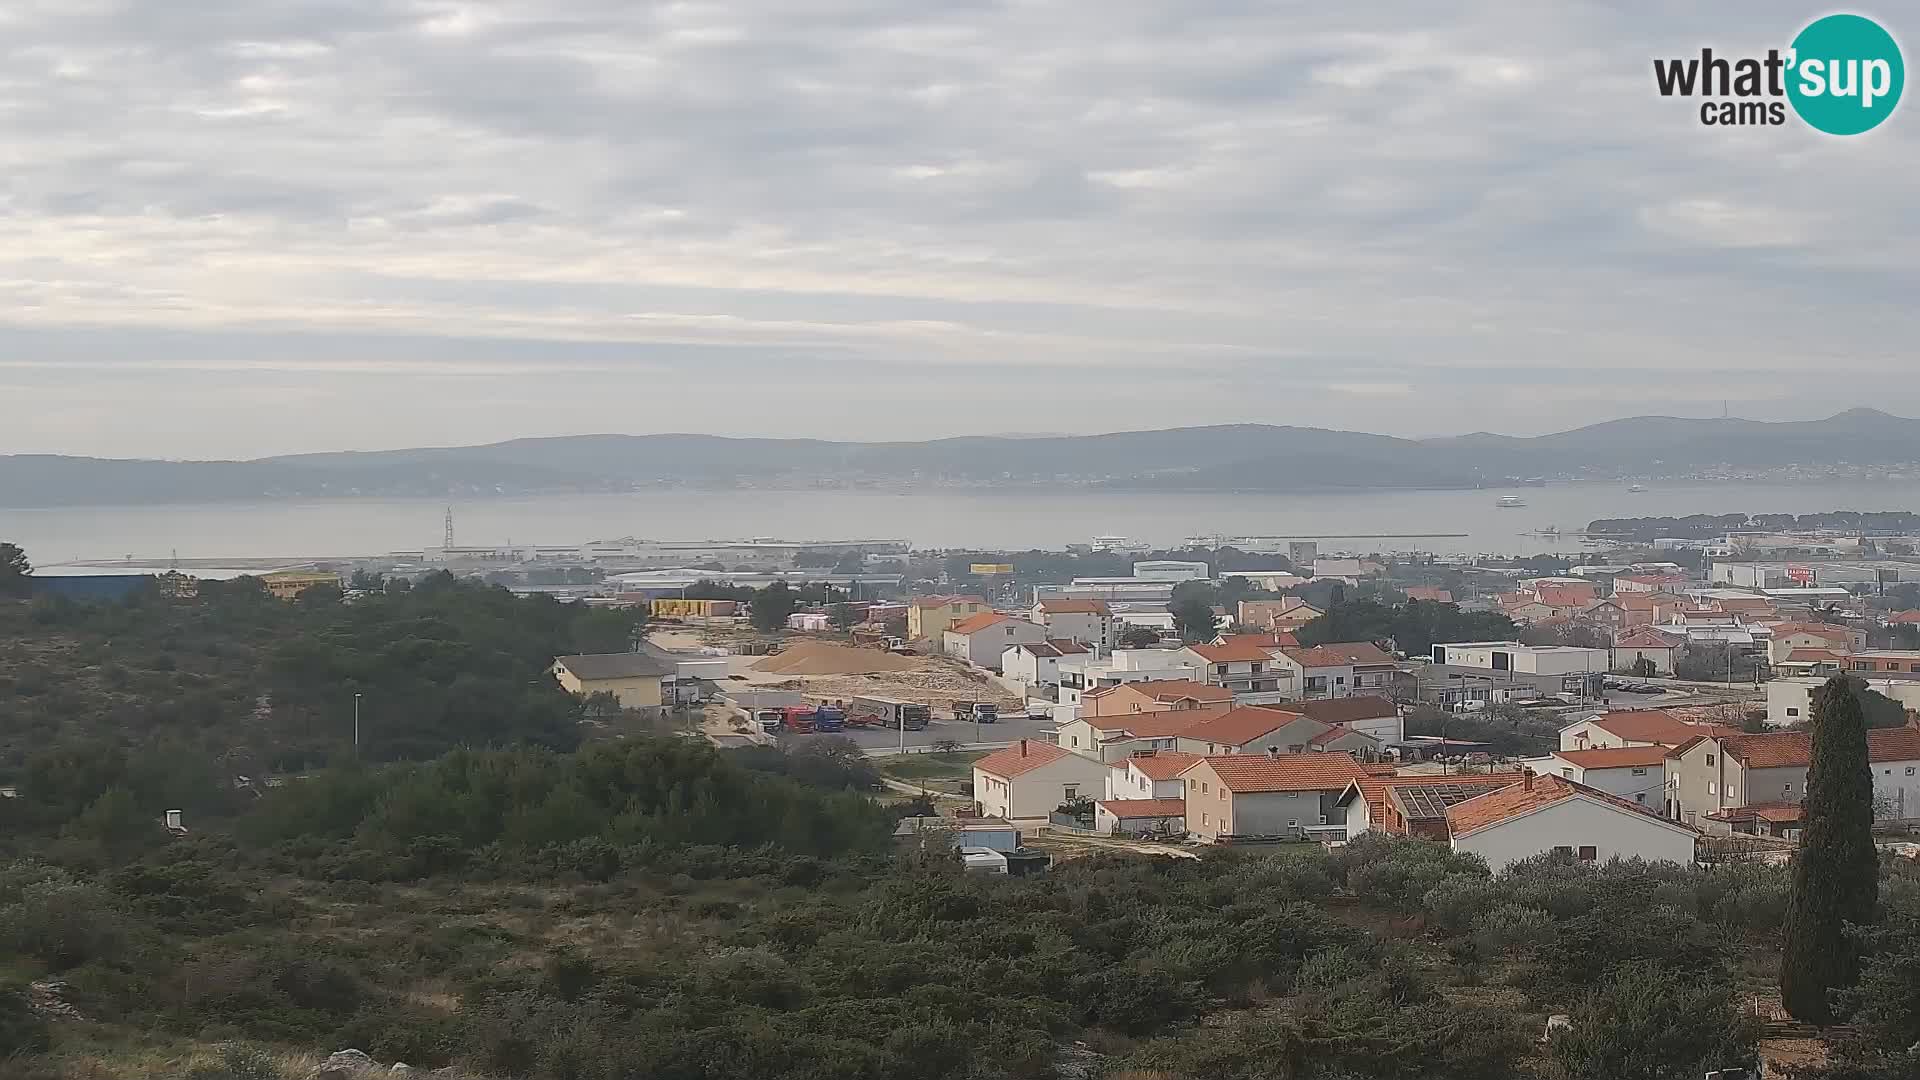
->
3, 409, 1916, 508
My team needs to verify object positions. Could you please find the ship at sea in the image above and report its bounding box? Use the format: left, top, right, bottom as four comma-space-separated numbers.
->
1495, 496, 1527, 508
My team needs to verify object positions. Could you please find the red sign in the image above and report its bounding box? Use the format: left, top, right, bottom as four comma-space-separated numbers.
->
1787, 565, 1814, 584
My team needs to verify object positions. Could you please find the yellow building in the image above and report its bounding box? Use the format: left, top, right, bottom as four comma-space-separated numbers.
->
261, 571, 342, 601
551, 652, 675, 709
907, 594, 991, 641
650, 598, 740, 619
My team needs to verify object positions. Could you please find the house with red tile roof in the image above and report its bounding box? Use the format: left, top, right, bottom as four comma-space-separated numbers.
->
971, 739, 1113, 820
1665, 725, 1920, 826
1558, 709, 1739, 753
1174, 707, 1333, 757
1274, 642, 1399, 699
1180, 639, 1294, 697
1030, 598, 1114, 650
942, 613, 1046, 670
1445, 772, 1699, 872
907, 595, 990, 640
1081, 679, 1233, 717
1094, 797, 1187, 836
1402, 587, 1454, 604
1887, 610, 1920, 626
1104, 750, 1203, 801
1060, 702, 1233, 763
1001, 639, 1089, 687
1180, 753, 1366, 841
1543, 745, 1670, 810
1610, 627, 1685, 675
1237, 597, 1322, 632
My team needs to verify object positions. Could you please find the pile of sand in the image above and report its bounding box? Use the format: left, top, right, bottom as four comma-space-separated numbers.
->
751, 641, 919, 676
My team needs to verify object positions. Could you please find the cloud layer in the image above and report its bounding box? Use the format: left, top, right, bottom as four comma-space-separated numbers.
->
2, 1, 1916, 456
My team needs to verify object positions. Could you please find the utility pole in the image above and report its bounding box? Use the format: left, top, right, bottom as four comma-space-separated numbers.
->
353, 693, 363, 754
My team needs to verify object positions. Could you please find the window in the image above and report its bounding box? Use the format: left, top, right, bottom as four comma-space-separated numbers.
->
1553, 845, 1573, 856
1635, 793, 1646, 803
1200, 782, 1208, 794
1071, 736, 1079, 747
1783, 782, 1793, 794
1336, 676, 1346, 685
1908, 768, 1916, 776
1706, 754, 1715, 766
1319, 815, 1328, 825
1631, 767, 1648, 776
1215, 664, 1228, 675
1561, 768, 1573, 778
1201, 813, 1209, 826
1787, 707, 1800, 717
1287, 820, 1298, 829
1708, 781, 1717, 795
1063, 785, 1077, 799
1251, 662, 1263, 673
1578, 846, 1598, 861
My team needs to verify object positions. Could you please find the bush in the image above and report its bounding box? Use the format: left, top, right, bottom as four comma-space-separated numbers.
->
1548, 961, 1761, 1080
0, 982, 50, 1058
186, 1043, 282, 1080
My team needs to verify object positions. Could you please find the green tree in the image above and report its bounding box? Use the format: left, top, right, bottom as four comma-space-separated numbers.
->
1170, 582, 1219, 643
1631, 656, 1657, 678
1782, 675, 1881, 1024
750, 582, 799, 633
0, 541, 30, 597
829, 603, 858, 631
1118, 626, 1162, 649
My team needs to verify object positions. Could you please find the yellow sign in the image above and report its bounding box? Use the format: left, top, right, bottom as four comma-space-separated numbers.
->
970, 563, 1015, 575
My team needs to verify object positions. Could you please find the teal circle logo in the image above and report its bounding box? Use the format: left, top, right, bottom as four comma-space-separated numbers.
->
1787, 14, 1904, 134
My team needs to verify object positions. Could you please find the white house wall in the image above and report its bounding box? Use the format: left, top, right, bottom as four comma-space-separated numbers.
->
1451, 796, 1695, 873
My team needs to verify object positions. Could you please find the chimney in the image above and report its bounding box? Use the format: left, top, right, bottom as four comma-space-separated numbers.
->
1266, 745, 1280, 758
1019, 739, 1028, 757
1522, 768, 1534, 790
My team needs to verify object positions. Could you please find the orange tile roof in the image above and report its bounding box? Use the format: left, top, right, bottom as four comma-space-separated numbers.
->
1017, 639, 1090, 658
1283, 642, 1397, 668
1716, 727, 1920, 769
1179, 706, 1310, 748
1037, 599, 1111, 615
1189, 752, 1364, 793
1189, 640, 1282, 663
1085, 712, 1217, 738
1130, 679, 1233, 703
1553, 746, 1671, 769
1125, 751, 1203, 780
1445, 773, 1688, 837
1535, 585, 1596, 608
1782, 648, 1847, 663
1309, 726, 1375, 747
948, 612, 1012, 635
1344, 771, 1527, 832
1614, 628, 1683, 649
1403, 587, 1454, 603
1706, 801, 1804, 824
1096, 797, 1187, 819
1586, 710, 1738, 746
1284, 695, 1398, 726
1889, 611, 1920, 624
973, 739, 1074, 779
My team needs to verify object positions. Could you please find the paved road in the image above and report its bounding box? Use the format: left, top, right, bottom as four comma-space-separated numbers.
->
791, 712, 1056, 754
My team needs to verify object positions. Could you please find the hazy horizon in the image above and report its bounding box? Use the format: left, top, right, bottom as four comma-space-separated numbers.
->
4, 1, 1918, 458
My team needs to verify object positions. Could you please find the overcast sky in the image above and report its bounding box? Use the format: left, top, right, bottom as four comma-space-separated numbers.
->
2, 1, 1915, 459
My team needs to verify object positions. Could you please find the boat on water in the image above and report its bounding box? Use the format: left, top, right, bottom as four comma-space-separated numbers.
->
1627, 484, 1648, 493
1495, 496, 1527, 508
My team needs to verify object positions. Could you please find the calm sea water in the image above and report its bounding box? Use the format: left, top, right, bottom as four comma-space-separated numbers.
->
5, 480, 1920, 565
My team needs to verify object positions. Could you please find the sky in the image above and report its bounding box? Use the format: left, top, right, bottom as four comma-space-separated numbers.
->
2, 0, 1917, 459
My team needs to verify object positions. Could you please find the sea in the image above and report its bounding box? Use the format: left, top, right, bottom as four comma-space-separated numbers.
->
4, 479, 1920, 568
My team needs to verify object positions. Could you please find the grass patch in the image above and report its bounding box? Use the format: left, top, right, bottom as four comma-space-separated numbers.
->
878, 751, 987, 781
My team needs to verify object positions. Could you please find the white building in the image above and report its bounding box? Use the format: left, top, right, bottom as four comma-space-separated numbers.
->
1104, 750, 1202, 801
1431, 641, 1609, 677
943, 613, 1047, 670
1001, 639, 1090, 688
1558, 709, 1736, 752
1445, 773, 1698, 872
971, 739, 1113, 820
1056, 648, 1204, 706
1031, 599, 1116, 649
1768, 676, 1920, 727
1541, 746, 1669, 809
1094, 798, 1187, 836
1130, 560, 1211, 582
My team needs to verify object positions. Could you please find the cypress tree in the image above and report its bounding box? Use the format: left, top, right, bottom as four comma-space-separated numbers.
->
1780, 675, 1880, 1023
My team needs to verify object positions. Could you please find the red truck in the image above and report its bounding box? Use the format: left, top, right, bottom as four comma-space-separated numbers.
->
779, 706, 818, 734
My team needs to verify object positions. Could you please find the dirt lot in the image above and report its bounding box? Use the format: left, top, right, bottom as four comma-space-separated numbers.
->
652, 628, 1025, 713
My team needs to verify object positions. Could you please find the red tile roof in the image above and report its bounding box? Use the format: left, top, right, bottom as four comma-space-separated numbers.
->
1888, 611, 1920, 625
1706, 801, 1804, 824
1127, 679, 1233, 704
1445, 773, 1690, 837
1085, 710, 1222, 738
973, 739, 1074, 779
1037, 599, 1111, 615
1189, 640, 1282, 663
1614, 628, 1683, 649
1770, 621, 1851, 639
1283, 696, 1398, 726
1308, 726, 1375, 747
1283, 642, 1397, 668
1714, 727, 1920, 769
1782, 648, 1847, 664
948, 612, 1013, 635
1535, 585, 1596, 608
1096, 797, 1187, 819
1403, 587, 1454, 603
1553, 746, 1672, 769
1125, 751, 1203, 780
1179, 706, 1311, 748
1188, 752, 1365, 793
1584, 710, 1738, 746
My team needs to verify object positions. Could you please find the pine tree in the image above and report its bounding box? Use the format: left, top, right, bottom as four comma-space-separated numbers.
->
1780, 675, 1880, 1023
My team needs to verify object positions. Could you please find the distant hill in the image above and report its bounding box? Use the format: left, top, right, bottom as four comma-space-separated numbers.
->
3, 409, 1918, 507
